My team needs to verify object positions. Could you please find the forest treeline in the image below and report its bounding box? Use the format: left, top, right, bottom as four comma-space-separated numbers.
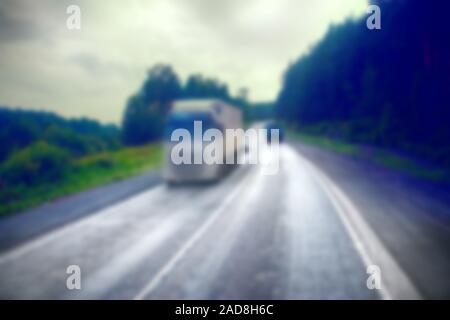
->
0, 108, 120, 162
276, 0, 450, 166
0, 108, 121, 186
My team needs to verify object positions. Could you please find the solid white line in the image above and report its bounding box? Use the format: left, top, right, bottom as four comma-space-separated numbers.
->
133, 168, 255, 300
295, 149, 422, 299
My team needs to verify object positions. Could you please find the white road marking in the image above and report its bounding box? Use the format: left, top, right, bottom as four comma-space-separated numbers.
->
133, 167, 256, 300
181, 168, 268, 298
292, 146, 422, 300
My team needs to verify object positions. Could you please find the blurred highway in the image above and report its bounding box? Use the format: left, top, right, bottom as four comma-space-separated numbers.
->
0, 142, 449, 299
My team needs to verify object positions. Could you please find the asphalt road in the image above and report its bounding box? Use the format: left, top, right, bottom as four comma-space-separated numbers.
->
0, 142, 448, 299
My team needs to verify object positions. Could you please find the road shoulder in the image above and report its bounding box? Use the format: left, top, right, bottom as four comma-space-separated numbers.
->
290, 140, 450, 299
0, 171, 162, 252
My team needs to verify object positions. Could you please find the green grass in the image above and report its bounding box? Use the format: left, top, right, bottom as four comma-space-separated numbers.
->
291, 131, 358, 156
290, 130, 449, 183
369, 150, 448, 182
0, 144, 163, 216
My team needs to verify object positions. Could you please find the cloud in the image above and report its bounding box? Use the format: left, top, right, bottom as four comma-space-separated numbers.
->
0, 0, 368, 124
0, 1, 38, 41
67, 52, 125, 77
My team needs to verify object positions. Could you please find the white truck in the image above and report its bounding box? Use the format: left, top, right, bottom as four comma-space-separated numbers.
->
164, 99, 243, 183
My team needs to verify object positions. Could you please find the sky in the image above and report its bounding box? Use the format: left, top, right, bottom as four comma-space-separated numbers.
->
0, 0, 368, 124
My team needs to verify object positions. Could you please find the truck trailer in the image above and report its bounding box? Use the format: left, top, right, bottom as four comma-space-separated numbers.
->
164, 99, 244, 183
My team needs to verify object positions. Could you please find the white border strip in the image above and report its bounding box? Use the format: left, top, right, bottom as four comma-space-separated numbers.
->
298, 154, 422, 299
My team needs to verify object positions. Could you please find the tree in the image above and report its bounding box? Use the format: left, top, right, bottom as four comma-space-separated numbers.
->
0, 141, 70, 185
0, 107, 120, 162
275, 0, 450, 166
182, 74, 230, 101
122, 64, 181, 145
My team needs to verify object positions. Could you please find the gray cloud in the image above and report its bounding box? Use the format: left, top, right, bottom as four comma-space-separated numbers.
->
67, 52, 125, 77
0, 1, 38, 41
0, 0, 367, 123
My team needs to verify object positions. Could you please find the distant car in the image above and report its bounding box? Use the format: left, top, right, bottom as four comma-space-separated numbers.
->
266, 121, 284, 144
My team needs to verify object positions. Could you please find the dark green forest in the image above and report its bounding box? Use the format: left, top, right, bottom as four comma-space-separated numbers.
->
0, 108, 121, 186
0, 108, 120, 162
276, 0, 450, 167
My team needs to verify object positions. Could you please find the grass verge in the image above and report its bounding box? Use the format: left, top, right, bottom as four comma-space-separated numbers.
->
0, 144, 163, 216
290, 131, 449, 183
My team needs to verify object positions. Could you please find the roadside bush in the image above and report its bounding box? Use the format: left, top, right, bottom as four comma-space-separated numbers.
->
43, 125, 101, 157
0, 141, 70, 186
75, 152, 116, 169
